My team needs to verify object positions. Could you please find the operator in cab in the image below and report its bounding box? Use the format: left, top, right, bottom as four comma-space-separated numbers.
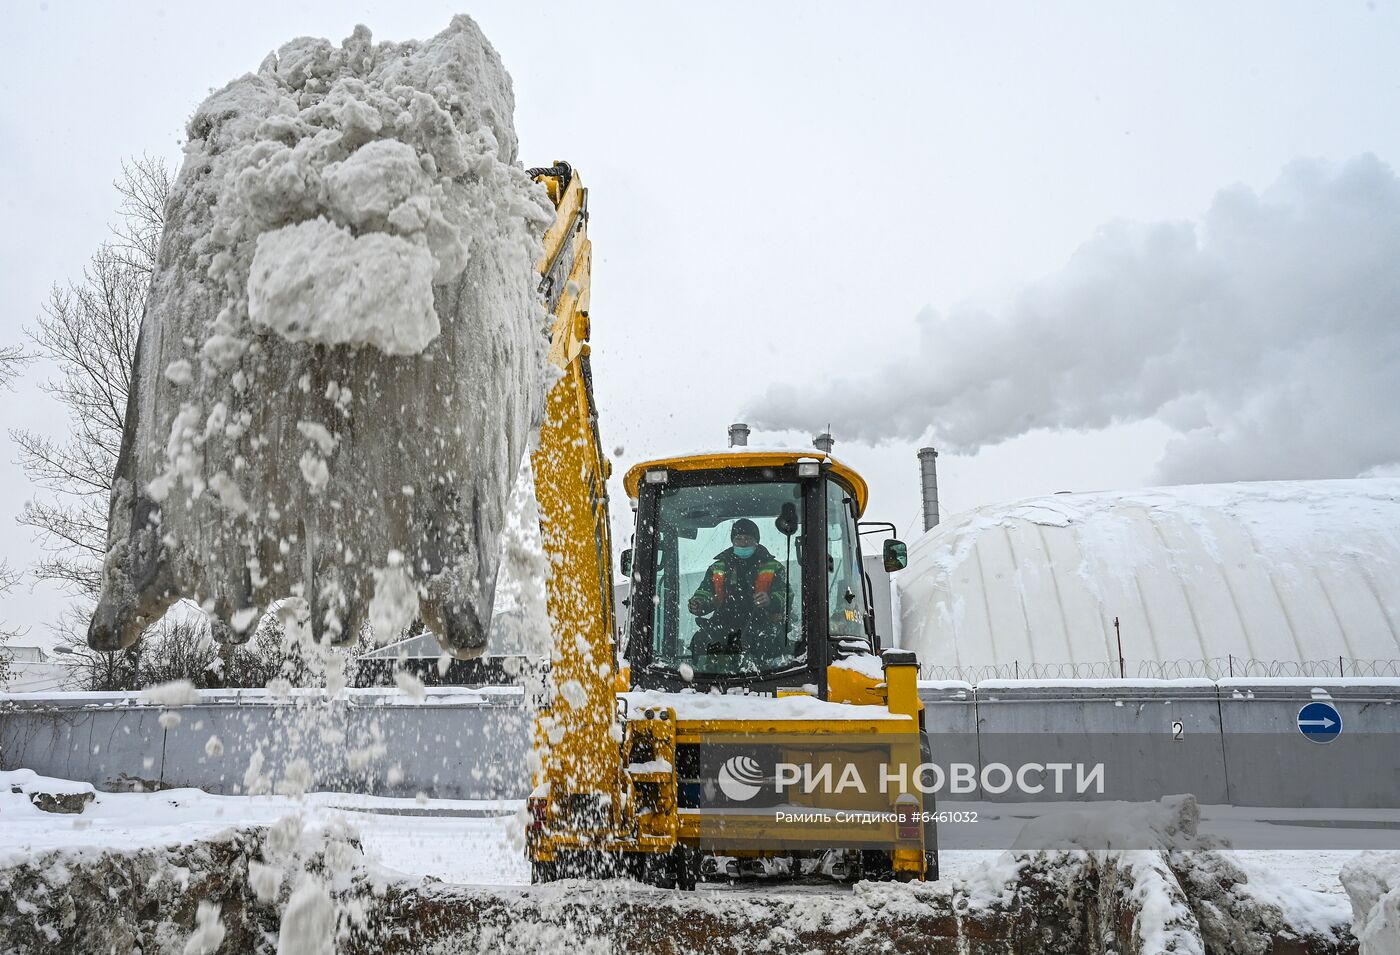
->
686, 518, 792, 661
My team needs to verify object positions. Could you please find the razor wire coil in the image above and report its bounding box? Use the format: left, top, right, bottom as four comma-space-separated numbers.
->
918, 657, 1400, 682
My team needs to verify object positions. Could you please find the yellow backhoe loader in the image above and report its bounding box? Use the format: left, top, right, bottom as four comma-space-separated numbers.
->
524, 163, 936, 888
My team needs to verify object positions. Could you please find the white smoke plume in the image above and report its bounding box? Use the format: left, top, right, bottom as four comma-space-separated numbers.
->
751, 155, 1400, 484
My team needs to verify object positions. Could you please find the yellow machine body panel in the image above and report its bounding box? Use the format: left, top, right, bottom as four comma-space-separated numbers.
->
525, 164, 932, 883
623, 451, 870, 516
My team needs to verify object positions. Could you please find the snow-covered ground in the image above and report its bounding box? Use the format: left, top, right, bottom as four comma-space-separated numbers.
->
0, 768, 1368, 910
13, 768, 1397, 952
1, 769, 525, 886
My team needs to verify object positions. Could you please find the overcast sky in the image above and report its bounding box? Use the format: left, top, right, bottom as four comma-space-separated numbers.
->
3, 1, 1399, 644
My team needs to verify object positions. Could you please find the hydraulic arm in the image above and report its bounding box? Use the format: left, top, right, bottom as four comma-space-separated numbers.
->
527, 163, 623, 812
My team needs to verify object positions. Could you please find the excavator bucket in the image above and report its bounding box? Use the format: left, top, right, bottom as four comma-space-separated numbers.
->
87, 18, 552, 657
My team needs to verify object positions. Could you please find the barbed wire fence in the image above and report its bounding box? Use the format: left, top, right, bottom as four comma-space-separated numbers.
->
919, 657, 1400, 683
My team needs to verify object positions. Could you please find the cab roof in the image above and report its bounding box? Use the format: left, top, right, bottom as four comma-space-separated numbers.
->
622, 450, 870, 516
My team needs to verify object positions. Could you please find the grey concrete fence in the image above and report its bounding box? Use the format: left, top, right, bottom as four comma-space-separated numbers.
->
4, 678, 1398, 807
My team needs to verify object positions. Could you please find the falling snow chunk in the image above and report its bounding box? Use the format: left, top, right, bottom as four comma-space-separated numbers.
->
200, 334, 247, 368
322, 140, 433, 231
393, 670, 428, 702
277, 877, 336, 955
248, 860, 282, 904
249, 218, 440, 355
182, 901, 226, 955
274, 758, 315, 798
243, 750, 270, 797
164, 360, 194, 385
0, 8, 1001, 945
140, 679, 200, 707
298, 451, 329, 493
231, 606, 259, 633
88, 15, 553, 655
370, 564, 418, 644
296, 421, 338, 455
558, 679, 588, 709
208, 472, 250, 515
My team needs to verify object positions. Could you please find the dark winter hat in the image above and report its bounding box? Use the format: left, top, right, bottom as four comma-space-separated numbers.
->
731, 518, 760, 541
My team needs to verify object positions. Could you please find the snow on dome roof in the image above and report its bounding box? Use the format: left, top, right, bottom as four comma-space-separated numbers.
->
898, 479, 1400, 679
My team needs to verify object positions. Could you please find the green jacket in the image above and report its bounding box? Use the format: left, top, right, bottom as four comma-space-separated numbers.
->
689, 544, 790, 620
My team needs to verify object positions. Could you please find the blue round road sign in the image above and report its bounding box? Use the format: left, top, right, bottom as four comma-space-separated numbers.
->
1296, 701, 1343, 743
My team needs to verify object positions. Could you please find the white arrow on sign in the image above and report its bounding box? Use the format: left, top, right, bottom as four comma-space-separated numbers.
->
1299, 718, 1337, 729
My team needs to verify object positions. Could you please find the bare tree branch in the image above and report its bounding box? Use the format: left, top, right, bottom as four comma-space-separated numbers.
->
13, 156, 170, 621
0, 345, 27, 391
0, 560, 19, 682
111, 154, 171, 277
53, 611, 302, 691
2, 324, 31, 681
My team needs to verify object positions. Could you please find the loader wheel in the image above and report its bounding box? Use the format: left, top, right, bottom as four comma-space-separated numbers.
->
859, 850, 894, 882
530, 860, 557, 884
638, 852, 675, 889
672, 847, 701, 891
919, 731, 940, 883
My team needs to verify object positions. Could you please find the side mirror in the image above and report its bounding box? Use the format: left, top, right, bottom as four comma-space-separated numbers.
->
620, 548, 633, 577
883, 539, 908, 572
776, 501, 799, 537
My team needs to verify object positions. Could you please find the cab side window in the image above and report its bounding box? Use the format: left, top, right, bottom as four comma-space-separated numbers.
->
825, 482, 871, 647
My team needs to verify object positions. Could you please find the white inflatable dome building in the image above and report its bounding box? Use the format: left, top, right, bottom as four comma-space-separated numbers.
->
896, 479, 1400, 680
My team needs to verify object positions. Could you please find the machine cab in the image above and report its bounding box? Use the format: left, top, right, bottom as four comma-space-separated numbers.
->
621, 451, 906, 697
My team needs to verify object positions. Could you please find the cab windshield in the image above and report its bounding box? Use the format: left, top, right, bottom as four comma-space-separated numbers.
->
647, 481, 805, 677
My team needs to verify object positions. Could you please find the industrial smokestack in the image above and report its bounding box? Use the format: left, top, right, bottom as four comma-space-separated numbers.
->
918, 447, 940, 531
728, 422, 751, 448
813, 432, 835, 454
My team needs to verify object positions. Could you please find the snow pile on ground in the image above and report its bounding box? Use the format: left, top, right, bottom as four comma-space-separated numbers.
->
4, 768, 96, 799
0, 772, 1363, 954
4, 767, 96, 815
1342, 851, 1400, 954
1004, 797, 1204, 953
900, 478, 1400, 675
1009, 793, 1209, 852
0, 812, 380, 954
0, 769, 485, 951
90, 15, 554, 656
0, 769, 524, 883
997, 795, 1355, 953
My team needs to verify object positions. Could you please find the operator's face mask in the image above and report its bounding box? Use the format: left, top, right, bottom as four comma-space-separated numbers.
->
732, 544, 756, 559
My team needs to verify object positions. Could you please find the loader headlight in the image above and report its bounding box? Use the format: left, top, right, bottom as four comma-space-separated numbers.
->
528, 797, 548, 833
645, 469, 668, 484
797, 462, 820, 478
895, 794, 921, 841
